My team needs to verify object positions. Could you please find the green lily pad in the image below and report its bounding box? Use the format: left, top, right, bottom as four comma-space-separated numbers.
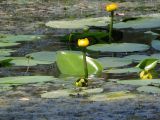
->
88, 91, 135, 101
136, 58, 158, 71
87, 43, 149, 53
0, 34, 43, 43
0, 85, 12, 92
97, 57, 132, 68
114, 17, 160, 29
56, 51, 103, 77
151, 40, 160, 51
46, 17, 109, 29
10, 57, 54, 66
124, 54, 150, 62
0, 76, 56, 85
137, 86, 160, 94
0, 42, 20, 47
26, 51, 56, 63
104, 67, 141, 74
117, 79, 160, 86
0, 49, 15, 56
150, 54, 160, 62
41, 89, 71, 98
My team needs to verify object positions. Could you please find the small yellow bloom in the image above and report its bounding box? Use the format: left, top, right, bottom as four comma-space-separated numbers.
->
75, 78, 88, 87
140, 70, 152, 80
78, 38, 89, 47
106, 3, 118, 12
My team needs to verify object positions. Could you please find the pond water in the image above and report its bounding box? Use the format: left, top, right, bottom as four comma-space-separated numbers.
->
1, 0, 160, 120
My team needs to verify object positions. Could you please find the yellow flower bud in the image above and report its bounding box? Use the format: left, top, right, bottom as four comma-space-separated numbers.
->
106, 3, 118, 12
78, 38, 89, 47
140, 70, 152, 80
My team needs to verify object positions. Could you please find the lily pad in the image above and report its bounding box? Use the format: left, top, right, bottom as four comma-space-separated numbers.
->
104, 67, 141, 74
114, 17, 160, 29
137, 86, 160, 94
41, 89, 71, 98
0, 76, 56, 85
151, 40, 160, 51
0, 34, 43, 43
0, 49, 15, 56
0, 42, 20, 47
151, 54, 160, 62
88, 91, 135, 101
97, 57, 132, 68
0, 85, 12, 92
46, 17, 109, 29
117, 79, 160, 86
87, 43, 149, 53
56, 51, 103, 77
26, 51, 56, 63
124, 54, 150, 62
10, 57, 53, 66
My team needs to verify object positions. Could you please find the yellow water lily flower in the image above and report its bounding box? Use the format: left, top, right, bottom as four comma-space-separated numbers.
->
75, 78, 88, 87
78, 38, 89, 47
106, 3, 118, 12
140, 70, 152, 80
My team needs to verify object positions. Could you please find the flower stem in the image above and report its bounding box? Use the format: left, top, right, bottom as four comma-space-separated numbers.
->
109, 11, 114, 42
82, 48, 88, 78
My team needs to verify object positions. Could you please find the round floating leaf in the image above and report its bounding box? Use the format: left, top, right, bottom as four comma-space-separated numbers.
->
0, 49, 15, 56
136, 58, 158, 71
114, 17, 160, 29
0, 76, 56, 85
26, 51, 56, 63
88, 91, 135, 101
97, 57, 132, 68
41, 89, 71, 98
151, 40, 160, 51
151, 54, 160, 63
10, 57, 53, 66
124, 54, 150, 62
105, 67, 141, 74
56, 51, 103, 77
46, 17, 109, 29
0, 34, 43, 43
137, 86, 160, 94
117, 79, 160, 86
87, 43, 149, 53
0, 42, 20, 47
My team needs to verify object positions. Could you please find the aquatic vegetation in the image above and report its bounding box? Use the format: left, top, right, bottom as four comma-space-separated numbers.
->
106, 3, 118, 42
136, 58, 158, 79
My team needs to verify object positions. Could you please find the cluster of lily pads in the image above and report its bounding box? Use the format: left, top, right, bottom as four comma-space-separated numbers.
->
1, 3, 160, 100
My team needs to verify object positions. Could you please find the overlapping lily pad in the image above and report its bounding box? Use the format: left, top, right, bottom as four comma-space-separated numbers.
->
114, 17, 160, 29
88, 91, 135, 101
104, 67, 141, 74
0, 76, 56, 85
87, 43, 149, 53
10, 57, 53, 66
0, 49, 15, 56
151, 40, 160, 51
117, 79, 160, 86
0, 42, 20, 47
137, 86, 160, 94
97, 57, 132, 68
56, 51, 103, 76
151, 54, 160, 62
26, 51, 56, 63
46, 17, 109, 29
0, 34, 43, 43
41, 89, 71, 99
124, 54, 150, 62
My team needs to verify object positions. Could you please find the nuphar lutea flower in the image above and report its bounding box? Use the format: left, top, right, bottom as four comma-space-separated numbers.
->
106, 3, 118, 12
78, 38, 89, 47
140, 70, 152, 80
